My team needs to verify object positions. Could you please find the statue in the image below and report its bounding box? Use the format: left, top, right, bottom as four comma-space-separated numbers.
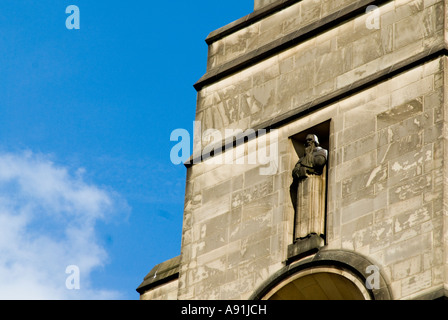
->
291, 134, 328, 241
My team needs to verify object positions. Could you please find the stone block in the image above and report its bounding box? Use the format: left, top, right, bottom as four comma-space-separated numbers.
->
240, 256, 272, 283
260, 8, 287, 34
400, 146, 433, 177
282, 3, 302, 34
384, 233, 431, 265
392, 255, 422, 281
341, 185, 374, 208
377, 133, 423, 164
287, 234, 324, 262
342, 94, 389, 128
314, 50, 346, 85
240, 237, 271, 265
393, 203, 432, 233
377, 98, 423, 129
352, 31, 383, 68
390, 76, 434, 107
254, 0, 277, 11
279, 56, 294, 75
253, 63, 280, 87
231, 178, 274, 209
380, 24, 394, 54
321, 0, 352, 16
196, 194, 230, 223
433, 104, 443, 123
341, 213, 373, 249
252, 79, 277, 110
341, 164, 388, 199
340, 120, 376, 145
370, 217, 394, 251
423, 122, 443, 144
242, 193, 276, 223
229, 207, 273, 243
336, 150, 377, 182
388, 174, 432, 204
202, 180, 231, 204
401, 270, 432, 297
341, 196, 376, 224
200, 213, 229, 238
422, 2, 444, 37
300, 0, 322, 25
293, 41, 317, 68
343, 133, 377, 162
378, 112, 433, 147
224, 34, 250, 62
394, 14, 424, 50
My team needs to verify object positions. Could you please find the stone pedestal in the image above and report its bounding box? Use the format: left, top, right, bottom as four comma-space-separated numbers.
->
287, 233, 325, 263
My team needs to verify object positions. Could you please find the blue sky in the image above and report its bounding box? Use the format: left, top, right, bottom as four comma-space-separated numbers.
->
0, 1, 253, 299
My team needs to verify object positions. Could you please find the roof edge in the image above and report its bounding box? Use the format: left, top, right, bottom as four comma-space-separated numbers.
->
136, 256, 181, 294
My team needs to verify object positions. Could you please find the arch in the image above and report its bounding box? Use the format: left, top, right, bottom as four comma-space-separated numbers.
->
262, 266, 370, 300
250, 250, 391, 300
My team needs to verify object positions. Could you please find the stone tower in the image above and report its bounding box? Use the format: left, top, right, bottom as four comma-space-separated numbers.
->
137, 0, 447, 300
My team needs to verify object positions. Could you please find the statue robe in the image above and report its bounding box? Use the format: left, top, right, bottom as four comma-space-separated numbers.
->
295, 167, 326, 239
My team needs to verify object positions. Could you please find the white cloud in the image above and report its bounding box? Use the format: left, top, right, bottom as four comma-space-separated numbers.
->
0, 151, 128, 299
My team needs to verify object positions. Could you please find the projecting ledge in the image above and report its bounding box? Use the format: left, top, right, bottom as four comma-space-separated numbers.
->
136, 255, 180, 294
286, 234, 325, 264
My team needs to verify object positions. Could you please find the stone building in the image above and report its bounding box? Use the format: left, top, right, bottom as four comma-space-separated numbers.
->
137, 0, 448, 300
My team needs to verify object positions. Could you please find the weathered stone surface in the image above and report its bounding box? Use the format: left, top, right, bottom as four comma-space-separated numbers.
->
389, 175, 432, 204
341, 164, 388, 198
140, 279, 179, 300
196, 0, 443, 145
231, 178, 274, 209
287, 234, 324, 261
377, 98, 423, 129
174, 57, 446, 301
343, 134, 378, 162
392, 255, 422, 281
401, 270, 432, 297
137, 256, 181, 300
140, 0, 448, 301
254, 0, 278, 11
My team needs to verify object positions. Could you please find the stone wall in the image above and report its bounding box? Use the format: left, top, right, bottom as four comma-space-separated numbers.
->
211, 0, 386, 71
254, 0, 278, 11
140, 0, 448, 300
198, 0, 444, 142
179, 55, 446, 299
140, 279, 179, 300
328, 57, 445, 299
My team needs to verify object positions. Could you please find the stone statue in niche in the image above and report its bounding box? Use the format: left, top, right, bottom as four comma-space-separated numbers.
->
291, 134, 328, 241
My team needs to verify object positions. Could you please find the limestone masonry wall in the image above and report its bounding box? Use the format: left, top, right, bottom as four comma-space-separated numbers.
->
164, 0, 448, 300
198, 0, 444, 145
180, 55, 446, 299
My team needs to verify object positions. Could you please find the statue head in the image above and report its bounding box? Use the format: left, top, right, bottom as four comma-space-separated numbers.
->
305, 134, 319, 147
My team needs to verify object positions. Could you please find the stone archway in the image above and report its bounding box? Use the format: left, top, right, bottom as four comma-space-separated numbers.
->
262, 267, 370, 300
250, 250, 392, 300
